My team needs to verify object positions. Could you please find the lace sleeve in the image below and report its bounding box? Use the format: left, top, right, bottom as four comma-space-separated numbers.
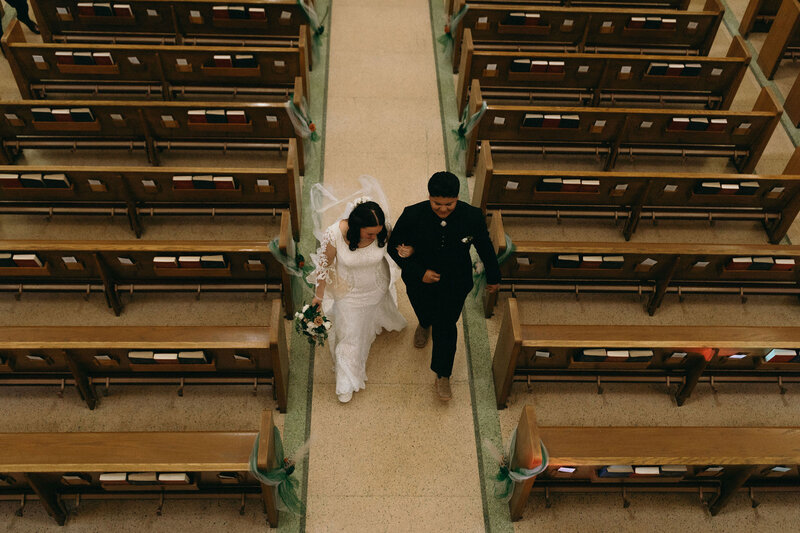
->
306, 226, 337, 286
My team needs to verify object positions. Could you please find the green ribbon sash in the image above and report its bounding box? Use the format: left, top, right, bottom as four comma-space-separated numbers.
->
471, 233, 514, 299
453, 101, 487, 157
493, 429, 549, 502
249, 426, 306, 516
437, 5, 469, 50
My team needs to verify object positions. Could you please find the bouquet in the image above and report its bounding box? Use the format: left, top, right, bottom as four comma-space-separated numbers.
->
294, 304, 332, 346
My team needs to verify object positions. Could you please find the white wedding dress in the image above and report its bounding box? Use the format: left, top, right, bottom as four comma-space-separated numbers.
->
308, 222, 407, 398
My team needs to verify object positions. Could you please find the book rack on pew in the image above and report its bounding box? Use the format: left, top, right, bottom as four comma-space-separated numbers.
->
473, 142, 800, 243
507, 405, 800, 519
1, 18, 310, 101
446, 0, 692, 17
464, 80, 782, 174
0, 156, 301, 240
0, 98, 305, 169
0, 315, 289, 411
0, 410, 280, 526
450, 0, 725, 72
486, 212, 800, 316
455, 29, 751, 114
494, 298, 800, 407
0, 235, 296, 317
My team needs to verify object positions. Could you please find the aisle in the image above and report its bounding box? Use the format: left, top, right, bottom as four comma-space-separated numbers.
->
303, 0, 485, 530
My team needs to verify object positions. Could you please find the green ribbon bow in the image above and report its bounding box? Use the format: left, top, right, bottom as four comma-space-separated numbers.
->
268, 237, 315, 297
471, 233, 515, 299
249, 426, 305, 516
437, 4, 469, 51
453, 101, 487, 157
493, 428, 550, 502
297, 0, 330, 61
286, 95, 320, 143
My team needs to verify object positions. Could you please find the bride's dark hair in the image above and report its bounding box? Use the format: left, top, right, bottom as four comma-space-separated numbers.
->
347, 201, 387, 251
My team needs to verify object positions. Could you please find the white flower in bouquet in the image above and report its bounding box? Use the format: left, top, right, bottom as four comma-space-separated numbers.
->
302, 304, 310, 312
324, 321, 332, 330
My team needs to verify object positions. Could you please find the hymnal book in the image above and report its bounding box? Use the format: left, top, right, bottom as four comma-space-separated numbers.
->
682, 63, 701, 76
561, 178, 581, 192
92, 52, 113, 65
128, 351, 154, 363
724, 352, 748, 359
226, 110, 246, 124
213, 54, 233, 68
218, 472, 241, 483
661, 18, 676, 30
228, 5, 247, 19
697, 466, 724, 477
52, 109, 72, 122
70, 108, 95, 122
629, 349, 654, 362
598, 465, 633, 478
669, 352, 687, 360
0, 174, 23, 189
212, 5, 229, 18
601, 255, 624, 269
153, 256, 178, 268
579, 179, 600, 193
557, 466, 576, 473
727, 257, 752, 270
542, 114, 561, 128
606, 350, 629, 362
547, 61, 565, 73
233, 54, 257, 68
580, 255, 602, 268
764, 466, 792, 477
248, 7, 266, 19
31, 108, 54, 122
524, 13, 540, 26
737, 181, 759, 195
193, 175, 214, 189
530, 61, 548, 73
206, 109, 227, 123
578, 348, 606, 362
93, 3, 113, 16
665, 64, 684, 76
77, 2, 94, 16
178, 351, 208, 363
26, 354, 48, 363
505, 12, 525, 25
55, 51, 75, 65
695, 181, 720, 194
43, 174, 70, 188
0, 254, 14, 267
719, 183, 739, 195
534, 351, 551, 359
153, 352, 179, 363
750, 256, 775, 270
201, 255, 227, 268
633, 466, 660, 476
560, 115, 579, 129
553, 254, 579, 268
61, 473, 92, 486
628, 16, 645, 28
646, 63, 668, 76
644, 16, 661, 29
660, 465, 687, 477
128, 472, 158, 484
688, 117, 709, 131
537, 177, 562, 191
772, 258, 795, 271
113, 3, 133, 17
765, 349, 796, 363
213, 176, 236, 189
12, 254, 43, 267
510, 59, 531, 72
159, 473, 191, 484
668, 117, 689, 131
233, 353, 252, 362
98, 473, 128, 484
522, 114, 543, 128
20, 173, 45, 188
188, 110, 207, 124
173, 175, 194, 189
178, 256, 202, 268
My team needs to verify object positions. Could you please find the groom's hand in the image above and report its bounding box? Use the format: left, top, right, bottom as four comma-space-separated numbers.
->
422, 270, 441, 284
487, 284, 499, 294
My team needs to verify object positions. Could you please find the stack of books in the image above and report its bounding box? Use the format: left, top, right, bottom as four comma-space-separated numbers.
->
31, 107, 95, 122
172, 175, 237, 190
187, 109, 248, 124
0, 173, 71, 189
128, 350, 210, 364
522, 114, 580, 129
627, 16, 676, 29
645, 62, 702, 76
151, 255, 228, 269
693, 180, 759, 195
211, 54, 257, 68
0, 253, 44, 267
77, 3, 133, 17
536, 177, 601, 192
668, 117, 728, 132
98, 472, 191, 486
211, 5, 266, 20
553, 254, 625, 269
764, 349, 799, 363
726, 256, 795, 271
55, 51, 114, 65
510, 59, 565, 73
504, 12, 543, 26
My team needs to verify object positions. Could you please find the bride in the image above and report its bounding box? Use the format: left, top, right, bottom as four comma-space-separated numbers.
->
307, 177, 408, 403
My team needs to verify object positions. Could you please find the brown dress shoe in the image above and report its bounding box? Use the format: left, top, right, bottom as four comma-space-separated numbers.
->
413, 324, 430, 348
435, 377, 452, 401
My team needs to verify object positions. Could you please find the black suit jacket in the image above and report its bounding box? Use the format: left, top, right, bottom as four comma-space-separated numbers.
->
388, 200, 500, 294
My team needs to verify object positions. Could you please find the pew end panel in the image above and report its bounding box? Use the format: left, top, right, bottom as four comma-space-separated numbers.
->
740, 86, 783, 173
509, 405, 542, 521
269, 298, 290, 413
258, 409, 279, 527
492, 297, 523, 408
473, 140, 494, 212
757, 0, 800, 79
1, 19, 33, 100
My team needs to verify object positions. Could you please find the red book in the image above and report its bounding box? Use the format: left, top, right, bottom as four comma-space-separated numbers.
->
0, 174, 23, 189
547, 61, 565, 73
12, 254, 43, 267
187, 110, 206, 124
248, 7, 265, 19
178, 256, 201, 268
580, 255, 603, 268
727, 257, 752, 270
225, 110, 246, 124
661, 18, 676, 30
77, 2, 94, 16
92, 52, 113, 65
530, 60, 548, 73
666, 64, 684, 76
213, 176, 236, 189
113, 3, 133, 17
213, 54, 232, 68
524, 13, 540, 26
765, 349, 797, 363
55, 51, 74, 65
212, 5, 229, 19
542, 114, 561, 128
707, 118, 727, 132
560, 178, 581, 192
628, 16, 645, 28
669, 117, 689, 130
52, 109, 72, 122
579, 179, 600, 193
772, 258, 795, 271
172, 175, 194, 189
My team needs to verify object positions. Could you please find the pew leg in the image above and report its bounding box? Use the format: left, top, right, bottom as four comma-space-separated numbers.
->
26, 474, 67, 526
126, 204, 143, 238
65, 351, 98, 410
708, 467, 758, 516
674, 358, 708, 406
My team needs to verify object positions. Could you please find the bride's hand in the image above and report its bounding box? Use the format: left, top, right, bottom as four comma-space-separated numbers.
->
311, 296, 323, 308
396, 244, 414, 259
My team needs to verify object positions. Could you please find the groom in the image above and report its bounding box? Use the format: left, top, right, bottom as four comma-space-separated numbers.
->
388, 171, 500, 401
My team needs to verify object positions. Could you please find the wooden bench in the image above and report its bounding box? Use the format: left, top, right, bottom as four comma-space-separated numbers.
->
0, 147, 301, 240
507, 405, 800, 520
451, 0, 725, 72
0, 410, 281, 526
756, 0, 800, 79
0, 97, 305, 169
465, 80, 782, 174
446, 0, 691, 18
494, 297, 800, 408
0, 311, 289, 411
0, 233, 296, 317
473, 141, 800, 243
486, 211, 800, 316
2, 18, 310, 101
739, 0, 782, 35
456, 29, 750, 114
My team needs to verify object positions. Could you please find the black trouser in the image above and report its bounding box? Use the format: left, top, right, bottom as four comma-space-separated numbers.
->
406, 280, 470, 378
3, 0, 36, 33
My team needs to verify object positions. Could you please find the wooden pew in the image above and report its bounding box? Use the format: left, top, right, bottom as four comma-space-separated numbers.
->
508, 405, 800, 520
0, 148, 301, 240
2, 18, 310, 101
756, 0, 800, 79
473, 142, 800, 243
0, 97, 305, 170
0, 312, 289, 411
494, 298, 800, 408
451, 0, 725, 72
456, 28, 750, 114
486, 211, 800, 316
0, 410, 281, 526
0, 233, 296, 317
739, 0, 782, 35
465, 80, 782, 174
446, 0, 691, 18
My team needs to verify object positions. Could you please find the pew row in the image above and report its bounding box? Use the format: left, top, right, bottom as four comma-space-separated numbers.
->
473, 142, 800, 243
0, 410, 280, 526
2, 18, 309, 101
0, 154, 301, 240
0, 233, 296, 317
446, 0, 690, 17
456, 29, 750, 114
756, 0, 800, 80
493, 298, 800, 408
507, 405, 800, 520
0, 98, 305, 170
465, 80, 782, 174
451, 0, 725, 72
0, 312, 288, 411
739, 0, 782, 35
486, 212, 800, 316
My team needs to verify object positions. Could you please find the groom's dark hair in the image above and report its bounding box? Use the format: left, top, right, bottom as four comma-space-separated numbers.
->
428, 171, 460, 198
346, 201, 388, 251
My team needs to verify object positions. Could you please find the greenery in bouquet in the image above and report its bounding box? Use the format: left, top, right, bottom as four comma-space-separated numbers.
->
294, 304, 332, 346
